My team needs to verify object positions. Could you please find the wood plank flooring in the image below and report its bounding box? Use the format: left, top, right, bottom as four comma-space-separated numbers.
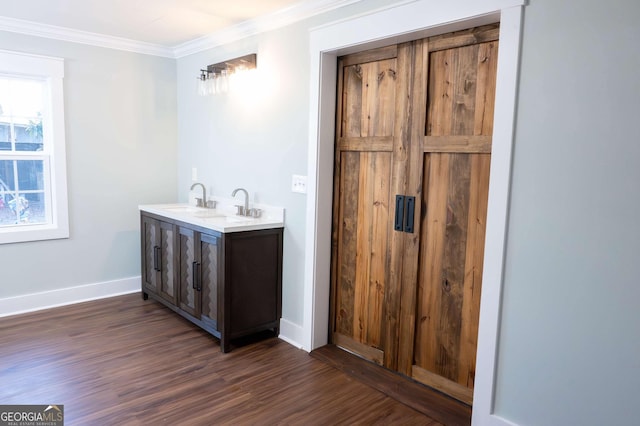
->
311, 346, 471, 426
0, 294, 447, 425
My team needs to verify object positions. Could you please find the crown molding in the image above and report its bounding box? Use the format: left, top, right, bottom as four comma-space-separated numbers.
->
0, 0, 362, 59
0, 15, 176, 58
173, 0, 363, 58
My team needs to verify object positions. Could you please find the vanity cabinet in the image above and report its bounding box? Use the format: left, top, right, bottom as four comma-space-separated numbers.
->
141, 215, 177, 304
140, 211, 283, 352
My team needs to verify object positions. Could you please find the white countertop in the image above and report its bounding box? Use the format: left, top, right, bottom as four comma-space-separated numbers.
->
139, 198, 284, 233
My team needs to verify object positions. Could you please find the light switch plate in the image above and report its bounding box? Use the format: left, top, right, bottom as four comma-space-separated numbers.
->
192, 167, 198, 181
291, 174, 307, 194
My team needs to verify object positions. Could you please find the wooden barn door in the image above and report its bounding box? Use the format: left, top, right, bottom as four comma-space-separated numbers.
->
331, 25, 499, 404
401, 27, 499, 405
330, 43, 414, 367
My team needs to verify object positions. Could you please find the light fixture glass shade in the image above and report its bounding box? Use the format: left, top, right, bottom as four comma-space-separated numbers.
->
197, 53, 257, 96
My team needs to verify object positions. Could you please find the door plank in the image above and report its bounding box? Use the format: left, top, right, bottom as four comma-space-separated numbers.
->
342, 64, 363, 138
457, 153, 490, 389
426, 48, 454, 137
382, 41, 414, 370
414, 153, 450, 370
337, 136, 393, 152
473, 41, 499, 136
427, 24, 499, 53
366, 59, 396, 137
437, 153, 472, 382
397, 37, 428, 376
428, 44, 481, 137
335, 152, 360, 338
354, 152, 374, 343
423, 135, 491, 153
367, 152, 391, 347
340, 44, 398, 67
412, 364, 474, 406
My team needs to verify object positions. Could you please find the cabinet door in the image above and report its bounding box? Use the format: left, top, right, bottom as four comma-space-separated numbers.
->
142, 215, 177, 304
141, 215, 159, 295
178, 226, 201, 318
157, 220, 177, 304
199, 233, 219, 329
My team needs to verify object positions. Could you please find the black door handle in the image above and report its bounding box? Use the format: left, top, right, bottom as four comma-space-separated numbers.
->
394, 195, 405, 231
394, 195, 416, 234
404, 196, 415, 233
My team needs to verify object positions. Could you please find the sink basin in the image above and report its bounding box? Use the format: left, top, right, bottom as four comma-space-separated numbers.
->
163, 206, 199, 213
223, 215, 256, 223
161, 206, 222, 218
200, 215, 256, 224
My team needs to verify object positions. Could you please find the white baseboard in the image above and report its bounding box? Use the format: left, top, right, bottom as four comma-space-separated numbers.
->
0, 276, 141, 318
278, 317, 305, 350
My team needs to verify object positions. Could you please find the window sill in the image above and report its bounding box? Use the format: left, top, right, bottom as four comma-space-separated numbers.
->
0, 223, 69, 244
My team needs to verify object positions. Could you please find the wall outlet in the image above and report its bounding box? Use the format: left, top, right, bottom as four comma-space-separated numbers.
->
291, 174, 307, 194
192, 167, 198, 181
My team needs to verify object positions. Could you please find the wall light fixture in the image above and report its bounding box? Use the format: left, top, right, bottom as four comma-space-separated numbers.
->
197, 53, 257, 96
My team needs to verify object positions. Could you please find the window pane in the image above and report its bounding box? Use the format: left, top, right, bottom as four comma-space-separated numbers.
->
15, 122, 44, 151
17, 160, 44, 191
0, 159, 15, 190
0, 77, 45, 153
0, 192, 45, 226
0, 160, 47, 226
0, 196, 19, 226
21, 192, 46, 224
0, 124, 9, 151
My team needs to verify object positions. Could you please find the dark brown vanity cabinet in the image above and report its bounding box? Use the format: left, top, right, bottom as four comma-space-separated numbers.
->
141, 215, 177, 304
140, 211, 283, 352
177, 226, 219, 333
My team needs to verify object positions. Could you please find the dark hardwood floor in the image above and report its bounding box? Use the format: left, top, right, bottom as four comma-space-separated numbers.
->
0, 294, 465, 425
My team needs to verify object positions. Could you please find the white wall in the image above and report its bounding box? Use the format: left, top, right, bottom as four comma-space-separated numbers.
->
176, 0, 394, 326
494, 0, 640, 425
0, 32, 177, 300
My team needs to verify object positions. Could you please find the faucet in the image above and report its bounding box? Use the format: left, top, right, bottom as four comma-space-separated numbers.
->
190, 182, 207, 207
231, 188, 249, 216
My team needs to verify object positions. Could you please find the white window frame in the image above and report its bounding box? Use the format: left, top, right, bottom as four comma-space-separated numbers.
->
0, 50, 69, 244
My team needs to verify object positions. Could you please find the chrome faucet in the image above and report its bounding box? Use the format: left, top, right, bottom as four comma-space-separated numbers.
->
231, 187, 249, 216
190, 182, 207, 207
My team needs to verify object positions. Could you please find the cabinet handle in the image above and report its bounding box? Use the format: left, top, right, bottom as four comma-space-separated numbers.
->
196, 262, 202, 291
192, 261, 198, 289
153, 246, 161, 271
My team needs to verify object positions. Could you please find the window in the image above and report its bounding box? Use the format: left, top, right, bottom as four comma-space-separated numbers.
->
0, 50, 68, 244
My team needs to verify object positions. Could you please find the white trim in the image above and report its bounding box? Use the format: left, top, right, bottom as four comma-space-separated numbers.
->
0, 0, 363, 58
0, 16, 174, 58
0, 276, 140, 318
174, 0, 363, 58
278, 318, 305, 349
304, 1, 525, 425
472, 6, 524, 426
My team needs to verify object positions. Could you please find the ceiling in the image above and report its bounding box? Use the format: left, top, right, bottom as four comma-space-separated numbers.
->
0, 0, 347, 54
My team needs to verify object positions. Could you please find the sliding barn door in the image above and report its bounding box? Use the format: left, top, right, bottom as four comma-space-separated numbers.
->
404, 27, 499, 405
331, 25, 499, 405
330, 44, 414, 367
